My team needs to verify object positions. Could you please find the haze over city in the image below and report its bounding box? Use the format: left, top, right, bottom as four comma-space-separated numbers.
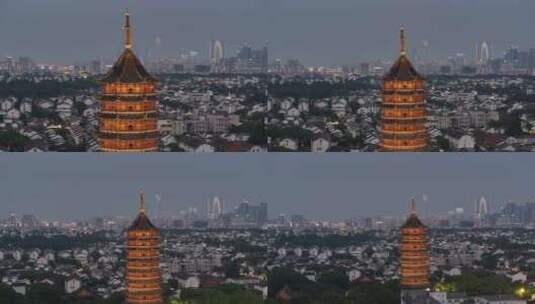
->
0, 154, 533, 220
1, 0, 535, 65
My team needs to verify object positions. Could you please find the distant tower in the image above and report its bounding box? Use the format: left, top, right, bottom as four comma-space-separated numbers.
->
379, 27, 427, 151
126, 190, 163, 304
479, 42, 490, 65
210, 40, 225, 64
400, 198, 430, 304
478, 196, 489, 216
98, 10, 159, 152
208, 196, 223, 220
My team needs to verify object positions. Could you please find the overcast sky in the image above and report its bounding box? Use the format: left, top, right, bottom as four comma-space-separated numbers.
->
0, 0, 534, 65
0, 154, 533, 221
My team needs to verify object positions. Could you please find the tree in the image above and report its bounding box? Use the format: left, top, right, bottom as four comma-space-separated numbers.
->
317, 270, 350, 290
346, 281, 400, 304
25, 283, 63, 304
0, 131, 29, 151
479, 253, 498, 270
0, 283, 24, 304
267, 268, 316, 299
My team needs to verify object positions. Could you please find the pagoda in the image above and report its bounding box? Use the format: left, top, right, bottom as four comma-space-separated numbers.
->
126, 191, 163, 304
98, 11, 159, 152
400, 199, 430, 304
379, 28, 427, 151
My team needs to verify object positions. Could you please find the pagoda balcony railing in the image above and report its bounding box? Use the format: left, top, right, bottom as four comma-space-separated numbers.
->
100, 108, 158, 114
400, 261, 429, 267
380, 114, 427, 121
127, 240, 159, 245
127, 268, 160, 273
380, 134, 427, 141
99, 131, 159, 140
379, 143, 427, 151
99, 139, 158, 150
127, 254, 160, 260
127, 295, 163, 300
101, 93, 158, 99
126, 285, 162, 291
382, 101, 426, 107
127, 240, 160, 245
126, 247, 160, 252
127, 261, 159, 266
382, 89, 425, 95
401, 269, 429, 274
382, 95, 425, 102
400, 252, 428, 257
400, 253, 428, 259
127, 275, 161, 281
100, 147, 158, 152
380, 128, 427, 135
99, 112, 158, 120
127, 233, 159, 239
126, 244, 160, 249
127, 251, 160, 257
100, 125, 157, 133
381, 119, 427, 125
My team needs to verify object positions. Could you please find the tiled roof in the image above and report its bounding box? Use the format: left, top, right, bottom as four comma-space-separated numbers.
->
385, 55, 423, 81
101, 49, 155, 83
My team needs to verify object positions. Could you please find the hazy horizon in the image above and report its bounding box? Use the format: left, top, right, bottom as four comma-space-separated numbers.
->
0, 0, 534, 65
1, 154, 533, 221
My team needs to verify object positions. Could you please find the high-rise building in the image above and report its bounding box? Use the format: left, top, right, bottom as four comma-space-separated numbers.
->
528, 48, 535, 74
475, 41, 491, 65
207, 196, 223, 220
379, 28, 427, 151
126, 191, 163, 304
400, 199, 429, 304
209, 40, 225, 64
98, 11, 159, 152
233, 201, 268, 227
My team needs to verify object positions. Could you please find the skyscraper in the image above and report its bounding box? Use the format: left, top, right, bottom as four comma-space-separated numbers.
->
400, 199, 430, 304
98, 11, 159, 152
379, 28, 427, 151
126, 190, 162, 304
207, 196, 223, 220
209, 40, 225, 64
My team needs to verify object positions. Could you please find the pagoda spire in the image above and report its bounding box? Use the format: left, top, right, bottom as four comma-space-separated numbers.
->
400, 26, 406, 56
124, 9, 133, 49
409, 197, 416, 215
139, 189, 145, 213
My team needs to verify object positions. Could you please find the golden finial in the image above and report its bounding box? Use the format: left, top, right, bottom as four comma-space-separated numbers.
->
124, 9, 133, 49
409, 197, 416, 215
400, 26, 406, 56
139, 188, 145, 213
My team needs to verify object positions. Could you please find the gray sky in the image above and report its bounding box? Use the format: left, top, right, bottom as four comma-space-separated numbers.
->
0, 0, 534, 65
0, 154, 533, 220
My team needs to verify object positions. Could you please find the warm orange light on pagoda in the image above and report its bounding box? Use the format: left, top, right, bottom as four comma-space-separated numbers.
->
379, 27, 428, 151
126, 190, 163, 304
98, 11, 159, 152
400, 198, 429, 289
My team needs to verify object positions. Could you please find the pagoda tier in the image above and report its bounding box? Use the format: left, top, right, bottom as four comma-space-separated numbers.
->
126, 191, 162, 304
98, 11, 158, 152
400, 199, 429, 289
379, 28, 428, 151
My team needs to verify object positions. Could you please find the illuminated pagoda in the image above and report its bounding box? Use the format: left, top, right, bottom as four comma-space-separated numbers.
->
400, 199, 430, 304
126, 191, 163, 304
379, 27, 427, 151
98, 11, 158, 152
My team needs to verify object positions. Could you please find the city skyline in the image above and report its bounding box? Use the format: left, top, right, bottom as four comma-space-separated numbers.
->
1, 154, 535, 220
1, 0, 535, 65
